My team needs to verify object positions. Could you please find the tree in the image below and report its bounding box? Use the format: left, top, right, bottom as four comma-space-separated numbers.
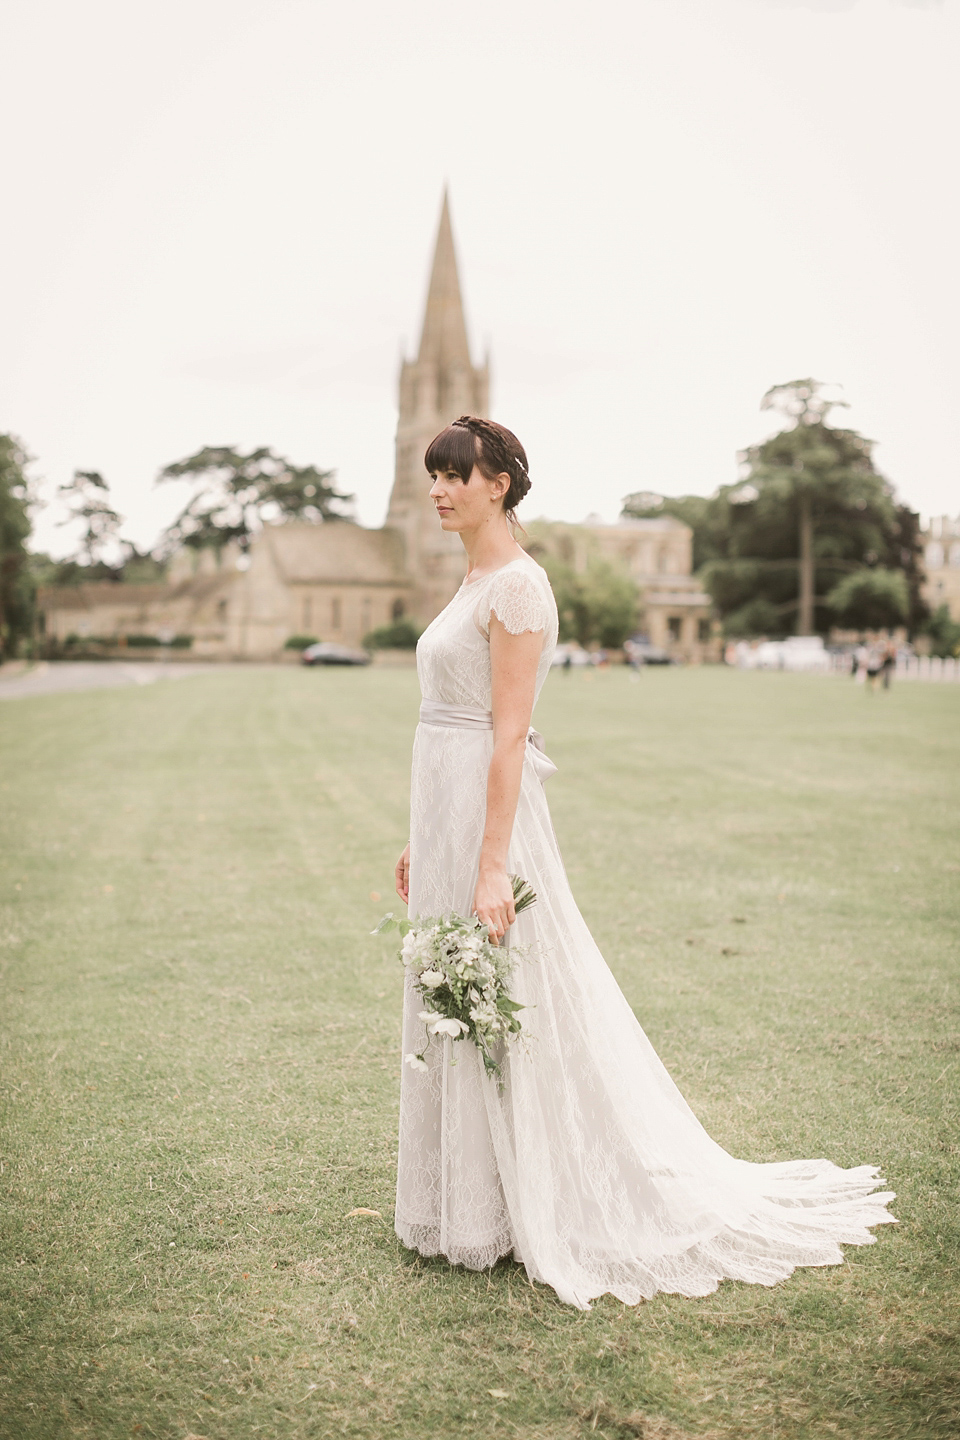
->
753, 380, 889, 634
541, 553, 640, 649
923, 604, 960, 659
621, 491, 723, 571
58, 470, 124, 568
623, 380, 926, 638
826, 568, 909, 631
158, 446, 353, 554
0, 434, 37, 659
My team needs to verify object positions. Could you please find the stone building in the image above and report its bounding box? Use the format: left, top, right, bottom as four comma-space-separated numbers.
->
921, 515, 960, 622
527, 516, 714, 657
38, 192, 712, 660
36, 564, 236, 656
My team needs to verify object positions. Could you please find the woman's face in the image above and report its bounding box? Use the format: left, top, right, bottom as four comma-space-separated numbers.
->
429, 465, 508, 532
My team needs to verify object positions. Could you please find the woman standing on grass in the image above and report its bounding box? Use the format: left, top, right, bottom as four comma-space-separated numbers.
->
393, 415, 895, 1311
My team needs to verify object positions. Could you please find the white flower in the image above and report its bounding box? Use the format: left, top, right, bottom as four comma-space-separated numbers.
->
400, 932, 421, 967
470, 1003, 499, 1028
418, 1010, 443, 1026
402, 926, 439, 968
419, 969, 445, 989
428, 1016, 469, 1038
404, 1053, 428, 1072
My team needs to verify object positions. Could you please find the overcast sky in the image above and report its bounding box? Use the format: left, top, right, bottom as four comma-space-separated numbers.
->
3, 0, 957, 557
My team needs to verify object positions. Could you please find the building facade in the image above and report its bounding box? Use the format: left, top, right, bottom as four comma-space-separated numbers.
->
921, 515, 960, 622
38, 194, 712, 661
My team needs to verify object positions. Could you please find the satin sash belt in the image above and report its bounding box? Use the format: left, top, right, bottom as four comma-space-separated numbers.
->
418, 699, 558, 783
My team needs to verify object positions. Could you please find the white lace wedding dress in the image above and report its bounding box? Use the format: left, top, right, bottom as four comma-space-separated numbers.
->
395, 551, 895, 1310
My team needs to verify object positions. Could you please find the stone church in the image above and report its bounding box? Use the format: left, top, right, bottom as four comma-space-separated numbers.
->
39, 195, 712, 660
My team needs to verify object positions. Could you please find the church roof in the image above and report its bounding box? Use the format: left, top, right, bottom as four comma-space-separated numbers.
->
416, 189, 473, 372
262, 522, 410, 586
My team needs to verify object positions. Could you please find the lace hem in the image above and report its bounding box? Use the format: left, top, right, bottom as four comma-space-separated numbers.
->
395, 1220, 521, 1273
396, 1179, 896, 1309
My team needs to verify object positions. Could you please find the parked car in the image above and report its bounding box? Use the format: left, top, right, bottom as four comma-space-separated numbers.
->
301, 642, 371, 667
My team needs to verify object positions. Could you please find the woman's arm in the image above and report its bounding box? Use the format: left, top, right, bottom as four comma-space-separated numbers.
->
472, 618, 544, 942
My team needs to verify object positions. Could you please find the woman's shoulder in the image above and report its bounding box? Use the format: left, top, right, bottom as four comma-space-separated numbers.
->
493, 551, 553, 587
476, 553, 557, 636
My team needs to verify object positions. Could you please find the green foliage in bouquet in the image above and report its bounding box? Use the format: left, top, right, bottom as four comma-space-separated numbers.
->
374, 876, 536, 1081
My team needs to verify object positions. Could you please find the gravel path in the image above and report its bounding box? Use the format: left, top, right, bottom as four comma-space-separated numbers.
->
0, 660, 223, 700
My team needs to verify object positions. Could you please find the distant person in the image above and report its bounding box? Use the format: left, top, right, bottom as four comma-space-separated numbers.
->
881, 639, 897, 690
562, 650, 572, 675
853, 644, 869, 682
391, 411, 894, 1313
866, 645, 884, 691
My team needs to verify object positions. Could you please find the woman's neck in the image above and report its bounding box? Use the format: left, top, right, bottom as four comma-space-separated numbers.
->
461, 514, 525, 580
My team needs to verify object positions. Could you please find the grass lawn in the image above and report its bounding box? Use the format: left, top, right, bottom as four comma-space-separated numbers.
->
1, 664, 958, 1440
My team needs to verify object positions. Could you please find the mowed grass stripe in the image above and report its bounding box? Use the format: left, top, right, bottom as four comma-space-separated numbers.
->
1, 666, 958, 1439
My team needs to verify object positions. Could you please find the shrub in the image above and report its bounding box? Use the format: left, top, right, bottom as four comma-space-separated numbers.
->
923, 604, 960, 659
284, 634, 320, 651
363, 619, 422, 650
826, 568, 909, 631
168, 634, 193, 649
722, 596, 784, 639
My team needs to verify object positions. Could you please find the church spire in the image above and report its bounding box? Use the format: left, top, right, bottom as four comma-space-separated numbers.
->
416, 188, 473, 370
387, 188, 489, 622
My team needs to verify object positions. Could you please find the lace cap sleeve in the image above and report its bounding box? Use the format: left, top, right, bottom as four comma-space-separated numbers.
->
476, 565, 548, 638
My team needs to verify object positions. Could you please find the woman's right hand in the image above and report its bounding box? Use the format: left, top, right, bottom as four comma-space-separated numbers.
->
395, 844, 410, 904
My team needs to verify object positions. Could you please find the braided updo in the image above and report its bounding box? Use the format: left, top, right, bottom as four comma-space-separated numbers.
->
424, 416, 531, 525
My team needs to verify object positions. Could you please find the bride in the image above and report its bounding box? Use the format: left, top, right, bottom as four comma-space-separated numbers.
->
393, 414, 894, 1311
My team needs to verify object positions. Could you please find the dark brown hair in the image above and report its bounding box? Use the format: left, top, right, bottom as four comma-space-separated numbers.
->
424, 416, 531, 525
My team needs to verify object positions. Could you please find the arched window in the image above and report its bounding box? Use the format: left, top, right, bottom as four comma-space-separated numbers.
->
950, 543, 960, 569
331, 597, 341, 629
391, 598, 405, 622
926, 543, 944, 571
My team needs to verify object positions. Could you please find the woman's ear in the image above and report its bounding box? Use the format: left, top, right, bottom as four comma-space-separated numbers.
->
492, 471, 510, 502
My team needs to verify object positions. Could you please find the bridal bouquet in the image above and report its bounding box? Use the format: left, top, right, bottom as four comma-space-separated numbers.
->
373, 876, 536, 1082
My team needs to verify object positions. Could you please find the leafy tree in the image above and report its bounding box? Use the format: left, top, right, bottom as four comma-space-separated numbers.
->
826, 568, 909, 631
541, 554, 639, 649
34, 540, 167, 588
923, 604, 960, 659
621, 492, 722, 571
0, 434, 37, 659
623, 380, 926, 637
522, 521, 641, 649
158, 446, 353, 554
58, 470, 124, 568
